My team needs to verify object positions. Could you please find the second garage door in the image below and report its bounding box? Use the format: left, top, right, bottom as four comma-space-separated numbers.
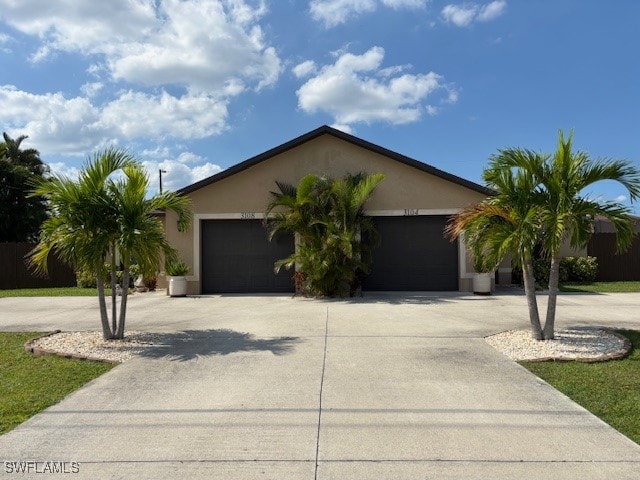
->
362, 216, 458, 291
201, 220, 295, 293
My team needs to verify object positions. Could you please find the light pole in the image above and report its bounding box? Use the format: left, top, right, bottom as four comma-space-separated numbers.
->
159, 169, 167, 194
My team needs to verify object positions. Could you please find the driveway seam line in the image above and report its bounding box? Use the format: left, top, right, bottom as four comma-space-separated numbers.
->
314, 306, 329, 480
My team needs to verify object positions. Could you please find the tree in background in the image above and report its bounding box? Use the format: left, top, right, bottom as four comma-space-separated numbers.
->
265, 172, 384, 297
30, 148, 192, 340
0, 133, 49, 242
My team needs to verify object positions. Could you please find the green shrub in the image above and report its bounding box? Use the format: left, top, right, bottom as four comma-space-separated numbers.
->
565, 256, 598, 282
76, 267, 97, 288
75, 263, 140, 288
528, 256, 597, 287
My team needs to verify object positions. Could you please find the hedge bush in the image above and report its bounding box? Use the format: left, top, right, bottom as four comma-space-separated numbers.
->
531, 256, 598, 286
76, 263, 140, 289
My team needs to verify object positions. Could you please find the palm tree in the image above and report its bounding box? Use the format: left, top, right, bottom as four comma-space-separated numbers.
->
0, 132, 46, 174
29, 148, 192, 340
535, 131, 639, 339
449, 131, 640, 340
447, 151, 546, 339
0, 132, 49, 242
265, 172, 384, 297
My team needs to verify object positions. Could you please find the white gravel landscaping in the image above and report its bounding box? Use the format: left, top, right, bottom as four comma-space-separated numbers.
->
485, 328, 631, 362
27, 331, 163, 363
26, 326, 632, 364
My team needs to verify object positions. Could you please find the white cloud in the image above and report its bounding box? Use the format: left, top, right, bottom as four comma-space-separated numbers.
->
441, 0, 506, 27
309, 0, 426, 28
330, 123, 354, 134
48, 162, 81, 180
477, 0, 507, 21
98, 90, 228, 139
441, 4, 477, 27
292, 60, 318, 78
0, 0, 281, 94
0, 85, 229, 155
143, 155, 224, 192
80, 82, 104, 98
615, 194, 628, 203
381, 0, 426, 8
296, 47, 457, 128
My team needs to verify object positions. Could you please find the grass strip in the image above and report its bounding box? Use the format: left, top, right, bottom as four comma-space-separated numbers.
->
0, 287, 112, 298
560, 281, 640, 293
0, 332, 114, 435
522, 330, 640, 445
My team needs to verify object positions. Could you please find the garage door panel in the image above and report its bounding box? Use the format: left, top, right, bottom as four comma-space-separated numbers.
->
363, 216, 458, 291
201, 220, 294, 293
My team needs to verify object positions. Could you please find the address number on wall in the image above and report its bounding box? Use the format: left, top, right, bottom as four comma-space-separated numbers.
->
403, 209, 420, 216
240, 212, 256, 219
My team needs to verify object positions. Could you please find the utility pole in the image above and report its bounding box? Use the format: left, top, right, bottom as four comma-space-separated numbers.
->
159, 169, 167, 194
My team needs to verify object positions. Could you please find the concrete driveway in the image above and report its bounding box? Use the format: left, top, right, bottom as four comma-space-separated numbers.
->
1, 291, 640, 479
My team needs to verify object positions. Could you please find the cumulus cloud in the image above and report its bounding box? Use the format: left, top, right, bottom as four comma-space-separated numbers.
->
143, 153, 224, 192
0, 0, 281, 93
292, 60, 318, 78
98, 91, 228, 139
0, 85, 228, 155
310, 0, 426, 28
296, 47, 457, 128
441, 0, 506, 27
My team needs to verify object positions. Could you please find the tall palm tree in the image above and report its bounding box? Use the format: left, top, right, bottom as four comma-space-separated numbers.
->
29, 148, 192, 340
536, 131, 639, 339
449, 131, 640, 340
265, 172, 384, 297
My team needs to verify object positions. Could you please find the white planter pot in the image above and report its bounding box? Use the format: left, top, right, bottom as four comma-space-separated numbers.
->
168, 276, 188, 297
134, 274, 147, 293
473, 272, 492, 296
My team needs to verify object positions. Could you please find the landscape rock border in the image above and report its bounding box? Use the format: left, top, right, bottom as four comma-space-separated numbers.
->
485, 327, 633, 363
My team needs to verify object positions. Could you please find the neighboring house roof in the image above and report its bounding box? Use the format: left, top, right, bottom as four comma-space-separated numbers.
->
178, 125, 492, 196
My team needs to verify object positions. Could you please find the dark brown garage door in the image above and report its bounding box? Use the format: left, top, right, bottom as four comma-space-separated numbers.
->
201, 220, 295, 293
362, 216, 458, 291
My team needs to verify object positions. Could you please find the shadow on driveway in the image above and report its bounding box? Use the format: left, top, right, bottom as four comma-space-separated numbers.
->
138, 329, 302, 362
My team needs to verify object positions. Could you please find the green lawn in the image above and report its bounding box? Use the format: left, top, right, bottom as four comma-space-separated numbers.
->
522, 330, 640, 445
559, 281, 640, 293
0, 287, 112, 298
0, 332, 115, 435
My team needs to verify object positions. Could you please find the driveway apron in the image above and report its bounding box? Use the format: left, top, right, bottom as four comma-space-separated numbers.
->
1, 293, 640, 479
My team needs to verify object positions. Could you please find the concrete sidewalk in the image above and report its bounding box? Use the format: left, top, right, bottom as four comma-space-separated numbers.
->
1, 292, 640, 479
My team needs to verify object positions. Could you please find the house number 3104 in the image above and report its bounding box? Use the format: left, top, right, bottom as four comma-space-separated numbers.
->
403, 209, 419, 216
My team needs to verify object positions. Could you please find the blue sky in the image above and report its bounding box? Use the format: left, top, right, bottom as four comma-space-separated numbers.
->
0, 1, 638, 210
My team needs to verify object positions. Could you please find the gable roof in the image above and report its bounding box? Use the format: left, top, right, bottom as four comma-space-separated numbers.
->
178, 125, 492, 196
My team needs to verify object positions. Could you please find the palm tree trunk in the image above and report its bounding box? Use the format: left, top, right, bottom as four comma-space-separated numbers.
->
96, 274, 114, 340
110, 244, 117, 335
543, 255, 560, 340
116, 267, 129, 339
522, 257, 543, 340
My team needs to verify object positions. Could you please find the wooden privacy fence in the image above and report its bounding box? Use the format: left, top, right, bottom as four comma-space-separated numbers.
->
0, 243, 76, 289
588, 234, 640, 281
